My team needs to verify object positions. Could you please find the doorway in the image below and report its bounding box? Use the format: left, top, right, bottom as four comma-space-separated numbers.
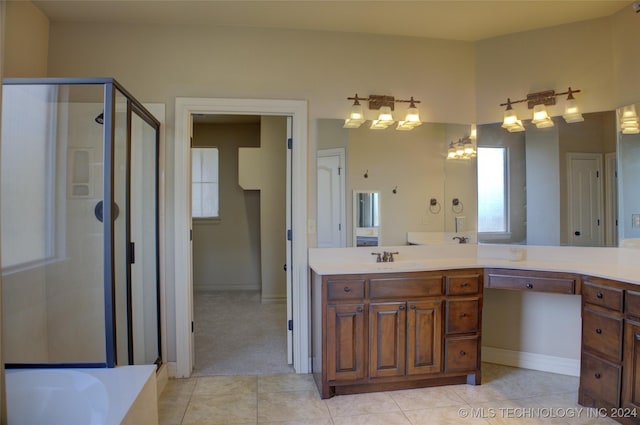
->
190, 114, 291, 375
173, 98, 308, 378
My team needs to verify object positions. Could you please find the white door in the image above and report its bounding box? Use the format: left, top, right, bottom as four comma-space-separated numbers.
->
567, 153, 603, 246
317, 149, 346, 248
285, 117, 293, 364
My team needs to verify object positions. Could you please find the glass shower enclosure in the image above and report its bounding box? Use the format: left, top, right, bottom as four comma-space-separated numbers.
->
0, 78, 161, 368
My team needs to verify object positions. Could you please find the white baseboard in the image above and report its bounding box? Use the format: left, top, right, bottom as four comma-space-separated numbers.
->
482, 346, 580, 377
194, 284, 260, 291
261, 295, 286, 304
166, 361, 178, 378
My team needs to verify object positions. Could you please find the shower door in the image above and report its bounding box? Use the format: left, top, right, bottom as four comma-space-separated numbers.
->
129, 108, 160, 365
113, 91, 160, 367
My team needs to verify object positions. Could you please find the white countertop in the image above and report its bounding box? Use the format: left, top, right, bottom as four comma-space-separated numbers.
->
308, 244, 640, 286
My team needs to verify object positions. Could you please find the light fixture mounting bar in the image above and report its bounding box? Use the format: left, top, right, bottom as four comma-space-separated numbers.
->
526, 90, 556, 109
368, 95, 396, 111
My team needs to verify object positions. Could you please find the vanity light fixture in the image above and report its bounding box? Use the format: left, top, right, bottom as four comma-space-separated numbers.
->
447, 133, 477, 160
343, 94, 423, 130
499, 87, 583, 131
620, 104, 640, 134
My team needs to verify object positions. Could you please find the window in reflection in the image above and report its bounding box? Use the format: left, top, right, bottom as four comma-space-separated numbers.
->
478, 147, 508, 234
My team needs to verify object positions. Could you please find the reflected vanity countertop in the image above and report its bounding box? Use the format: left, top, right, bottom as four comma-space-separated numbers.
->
308, 244, 640, 285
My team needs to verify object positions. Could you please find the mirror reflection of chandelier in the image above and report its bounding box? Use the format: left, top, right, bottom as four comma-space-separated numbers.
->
447, 125, 477, 160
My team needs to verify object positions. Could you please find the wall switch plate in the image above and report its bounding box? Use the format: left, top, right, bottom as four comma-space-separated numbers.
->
633, 214, 640, 228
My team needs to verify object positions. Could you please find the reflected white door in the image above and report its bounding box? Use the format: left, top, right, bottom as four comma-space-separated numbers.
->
605, 152, 618, 247
567, 153, 603, 246
286, 117, 293, 364
317, 149, 346, 248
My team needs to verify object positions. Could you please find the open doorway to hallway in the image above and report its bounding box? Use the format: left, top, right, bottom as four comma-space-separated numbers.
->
190, 114, 292, 376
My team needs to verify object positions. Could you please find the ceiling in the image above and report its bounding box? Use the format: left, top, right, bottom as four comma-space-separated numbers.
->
33, 0, 632, 42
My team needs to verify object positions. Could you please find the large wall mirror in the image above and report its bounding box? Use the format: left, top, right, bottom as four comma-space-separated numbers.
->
477, 110, 618, 247
317, 119, 477, 248
618, 103, 640, 247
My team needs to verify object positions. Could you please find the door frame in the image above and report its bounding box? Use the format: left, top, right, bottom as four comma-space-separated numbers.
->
605, 152, 618, 247
174, 98, 308, 377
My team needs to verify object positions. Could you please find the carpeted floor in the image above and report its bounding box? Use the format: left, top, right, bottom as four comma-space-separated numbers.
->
192, 290, 294, 376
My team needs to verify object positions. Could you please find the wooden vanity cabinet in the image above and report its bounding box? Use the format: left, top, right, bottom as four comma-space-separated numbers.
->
578, 277, 640, 424
311, 269, 482, 399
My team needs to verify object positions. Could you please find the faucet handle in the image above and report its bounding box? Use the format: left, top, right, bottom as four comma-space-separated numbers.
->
388, 251, 399, 262
371, 252, 382, 262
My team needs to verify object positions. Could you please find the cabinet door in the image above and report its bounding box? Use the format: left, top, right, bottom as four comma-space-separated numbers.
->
327, 304, 366, 382
370, 302, 407, 378
623, 320, 640, 410
407, 300, 442, 375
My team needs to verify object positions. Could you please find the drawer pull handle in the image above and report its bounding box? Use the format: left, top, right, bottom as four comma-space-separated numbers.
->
525, 283, 534, 289
461, 282, 469, 287
460, 312, 467, 318
459, 350, 466, 356
399, 306, 406, 311
356, 307, 363, 313
344, 287, 351, 293
595, 372, 601, 379
596, 292, 604, 299
596, 328, 602, 334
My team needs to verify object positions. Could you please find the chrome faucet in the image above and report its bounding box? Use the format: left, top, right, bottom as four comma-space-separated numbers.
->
372, 251, 399, 262
452, 236, 469, 244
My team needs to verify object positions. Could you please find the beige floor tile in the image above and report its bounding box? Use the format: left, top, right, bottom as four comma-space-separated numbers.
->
332, 411, 412, 425
192, 375, 257, 397
258, 390, 331, 422
389, 386, 469, 410
258, 374, 317, 394
325, 391, 401, 417
159, 378, 198, 425
259, 419, 335, 425
404, 406, 492, 425
182, 393, 257, 425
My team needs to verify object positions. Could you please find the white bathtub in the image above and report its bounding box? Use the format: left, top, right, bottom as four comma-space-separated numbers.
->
6, 365, 158, 425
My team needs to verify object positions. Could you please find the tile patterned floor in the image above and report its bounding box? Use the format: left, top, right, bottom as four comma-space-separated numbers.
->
159, 363, 620, 425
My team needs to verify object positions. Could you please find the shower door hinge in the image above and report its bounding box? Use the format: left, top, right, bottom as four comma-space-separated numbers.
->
190, 229, 193, 241
287, 138, 292, 149
129, 242, 135, 264
191, 321, 194, 333
288, 320, 293, 331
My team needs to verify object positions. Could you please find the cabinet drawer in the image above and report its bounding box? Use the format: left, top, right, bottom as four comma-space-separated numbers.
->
369, 276, 443, 299
446, 275, 480, 295
583, 281, 623, 312
446, 298, 480, 334
327, 279, 365, 301
582, 307, 623, 361
485, 271, 575, 294
580, 352, 621, 408
445, 336, 479, 373
626, 290, 640, 318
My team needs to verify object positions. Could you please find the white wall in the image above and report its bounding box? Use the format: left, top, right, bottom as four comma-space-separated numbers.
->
4, 1, 48, 78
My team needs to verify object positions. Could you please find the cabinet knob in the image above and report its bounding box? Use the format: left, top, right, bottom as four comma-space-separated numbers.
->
460, 312, 467, 318
459, 351, 466, 356
343, 287, 351, 293
596, 292, 604, 299
595, 328, 602, 334
399, 305, 406, 311
595, 372, 601, 379
525, 283, 534, 289
461, 282, 469, 287
356, 307, 363, 313
410, 305, 417, 310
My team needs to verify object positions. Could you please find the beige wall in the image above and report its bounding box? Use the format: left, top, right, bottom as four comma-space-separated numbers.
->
5, 4, 640, 367
4, 1, 48, 77
191, 123, 261, 291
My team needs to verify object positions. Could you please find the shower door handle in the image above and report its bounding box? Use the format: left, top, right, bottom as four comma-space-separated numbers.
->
129, 242, 136, 264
